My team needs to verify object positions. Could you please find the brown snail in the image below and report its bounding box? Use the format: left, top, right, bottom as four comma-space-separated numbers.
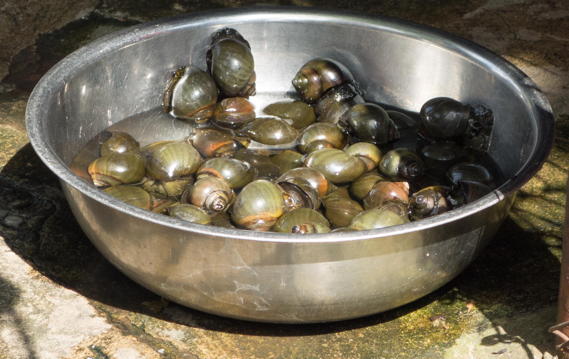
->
292, 58, 347, 103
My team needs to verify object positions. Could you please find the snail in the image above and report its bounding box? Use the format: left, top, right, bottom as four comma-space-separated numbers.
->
212, 97, 256, 129
231, 179, 286, 231
143, 140, 202, 181
263, 101, 316, 129
207, 28, 256, 98
88, 152, 146, 187
292, 58, 347, 103
163, 67, 218, 123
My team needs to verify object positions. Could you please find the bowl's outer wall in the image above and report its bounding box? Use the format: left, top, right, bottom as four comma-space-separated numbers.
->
63, 184, 513, 322
27, 9, 554, 322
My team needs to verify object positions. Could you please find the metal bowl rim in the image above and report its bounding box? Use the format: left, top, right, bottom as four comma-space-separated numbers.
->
25, 6, 554, 243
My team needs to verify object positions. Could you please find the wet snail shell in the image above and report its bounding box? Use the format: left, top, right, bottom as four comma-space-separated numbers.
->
322, 187, 364, 228
345, 142, 382, 171
278, 178, 321, 211
197, 157, 257, 189
447, 162, 494, 186
241, 117, 299, 145
231, 179, 286, 231
302, 140, 336, 154
210, 212, 237, 228
263, 101, 316, 129
349, 171, 386, 200
143, 140, 202, 181
163, 67, 218, 123
277, 167, 330, 198
346, 103, 400, 145
419, 97, 472, 139
349, 201, 410, 231
207, 28, 256, 98
297, 122, 346, 154
292, 58, 347, 103
409, 186, 450, 220
305, 148, 367, 184
213, 97, 255, 129
103, 185, 153, 210
315, 82, 362, 126
141, 177, 193, 198
168, 203, 212, 225
379, 148, 424, 181
233, 149, 281, 180
387, 110, 416, 131
88, 152, 146, 187
448, 181, 493, 207
421, 141, 466, 176
100, 131, 140, 157
363, 181, 410, 210
187, 176, 234, 213
269, 150, 305, 174
189, 128, 246, 158
273, 208, 331, 234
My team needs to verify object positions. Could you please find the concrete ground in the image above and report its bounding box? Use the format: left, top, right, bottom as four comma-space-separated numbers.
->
0, 0, 568, 358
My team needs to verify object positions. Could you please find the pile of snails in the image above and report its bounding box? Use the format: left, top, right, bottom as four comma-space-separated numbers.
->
86, 28, 498, 234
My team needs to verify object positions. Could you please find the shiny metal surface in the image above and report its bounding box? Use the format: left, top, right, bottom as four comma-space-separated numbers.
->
26, 7, 554, 323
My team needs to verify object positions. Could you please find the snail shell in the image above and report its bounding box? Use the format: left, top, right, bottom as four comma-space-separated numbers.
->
143, 140, 202, 181
100, 132, 140, 157
315, 82, 363, 127
277, 167, 330, 198
163, 67, 218, 123
168, 203, 212, 225
207, 28, 256, 98
363, 181, 410, 210
387, 110, 416, 131
305, 148, 367, 184
379, 148, 424, 181
241, 117, 299, 145
269, 150, 305, 174
233, 149, 281, 180
263, 101, 316, 129
350, 171, 386, 200
419, 97, 471, 139
103, 185, 153, 210
345, 142, 382, 171
278, 178, 321, 211
273, 208, 331, 234
447, 162, 494, 186
292, 58, 347, 103
349, 201, 410, 231
213, 97, 255, 129
88, 152, 146, 187
322, 187, 364, 228
141, 177, 193, 198
231, 179, 285, 231
409, 186, 450, 220
197, 157, 257, 189
297, 122, 346, 154
346, 103, 400, 145
188, 176, 234, 213
189, 128, 245, 158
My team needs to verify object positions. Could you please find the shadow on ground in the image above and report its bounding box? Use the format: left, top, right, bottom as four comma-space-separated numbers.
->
0, 143, 561, 355
0, 275, 38, 359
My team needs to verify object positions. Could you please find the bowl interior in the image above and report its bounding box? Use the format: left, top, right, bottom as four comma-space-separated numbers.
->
31, 10, 552, 232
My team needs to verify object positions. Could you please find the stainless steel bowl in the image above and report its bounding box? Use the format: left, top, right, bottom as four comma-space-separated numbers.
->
26, 7, 554, 323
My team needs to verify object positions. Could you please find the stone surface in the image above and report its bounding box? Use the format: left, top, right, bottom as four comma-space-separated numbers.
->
0, 0, 568, 358
0, 0, 99, 82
